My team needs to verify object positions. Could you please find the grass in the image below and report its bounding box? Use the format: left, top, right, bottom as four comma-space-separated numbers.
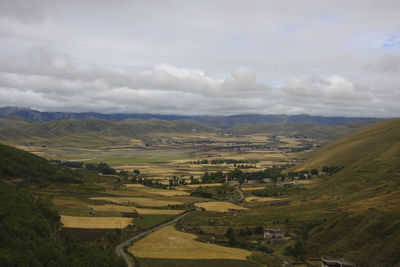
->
244, 196, 285, 202
195, 201, 248, 212
60, 215, 133, 229
129, 225, 252, 259
89, 204, 184, 215
136, 258, 260, 267
135, 215, 175, 230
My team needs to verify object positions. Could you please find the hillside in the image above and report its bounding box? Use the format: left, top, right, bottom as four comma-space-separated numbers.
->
0, 142, 79, 183
232, 119, 384, 143
0, 118, 217, 147
295, 118, 400, 265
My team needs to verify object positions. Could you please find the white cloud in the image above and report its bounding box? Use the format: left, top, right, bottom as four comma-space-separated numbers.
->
0, 0, 399, 117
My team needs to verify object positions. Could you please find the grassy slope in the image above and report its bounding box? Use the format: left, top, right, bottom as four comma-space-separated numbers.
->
296, 118, 400, 266
0, 118, 217, 147
231, 119, 383, 143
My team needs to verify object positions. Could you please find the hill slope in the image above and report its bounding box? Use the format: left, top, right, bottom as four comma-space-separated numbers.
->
295, 119, 400, 265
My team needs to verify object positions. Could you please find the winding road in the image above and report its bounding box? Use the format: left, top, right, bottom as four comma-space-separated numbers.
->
116, 210, 197, 267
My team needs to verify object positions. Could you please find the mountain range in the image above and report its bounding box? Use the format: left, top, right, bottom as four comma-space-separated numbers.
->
0, 106, 375, 128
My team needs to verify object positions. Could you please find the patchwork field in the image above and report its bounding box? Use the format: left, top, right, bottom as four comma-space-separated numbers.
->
195, 201, 248, 212
89, 204, 184, 215
129, 225, 252, 260
90, 197, 183, 207
60, 215, 133, 229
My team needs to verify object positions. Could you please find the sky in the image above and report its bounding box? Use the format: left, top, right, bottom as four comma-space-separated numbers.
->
0, 0, 399, 117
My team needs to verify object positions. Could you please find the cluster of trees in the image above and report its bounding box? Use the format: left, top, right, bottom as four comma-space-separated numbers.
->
131, 177, 167, 189
189, 159, 258, 165
201, 166, 287, 184
53, 160, 117, 175
0, 181, 125, 267
284, 241, 305, 261
322, 165, 343, 174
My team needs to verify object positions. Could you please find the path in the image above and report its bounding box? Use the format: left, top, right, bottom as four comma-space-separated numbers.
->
116, 210, 196, 267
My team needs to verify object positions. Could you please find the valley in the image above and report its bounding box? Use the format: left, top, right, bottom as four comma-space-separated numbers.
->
0, 116, 398, 267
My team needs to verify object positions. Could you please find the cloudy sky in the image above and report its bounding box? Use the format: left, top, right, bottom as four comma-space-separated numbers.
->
0, 0, 399, 117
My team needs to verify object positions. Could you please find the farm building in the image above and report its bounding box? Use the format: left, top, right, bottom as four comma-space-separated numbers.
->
264, 228, 284, 239
321, 257, 355, 267
264, 228, 286, 244
262, 178, 271, 183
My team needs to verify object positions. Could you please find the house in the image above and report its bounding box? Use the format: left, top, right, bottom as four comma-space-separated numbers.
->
262, 178, 271, 183
274, 183, 284, 187
264, 228, 285, 244
247, 180, 257, 184
321, 257, 355, 267
264, 228, 284, 239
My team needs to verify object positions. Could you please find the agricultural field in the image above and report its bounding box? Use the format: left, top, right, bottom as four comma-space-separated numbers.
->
60, 215, 133, 229
129, 226, 252, 260
195, 201, 248, 212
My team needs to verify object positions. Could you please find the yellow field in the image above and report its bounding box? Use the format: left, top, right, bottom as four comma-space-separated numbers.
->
60, 215, 132, 229
241, 186, 266, 191
141, 188, 190, 196
244, 196, 284, 202
90, 197, 182, 207
89, 204, 184, 215
124, 184, 146, 188
129, 226, 252, 259
195, 201, 248, 212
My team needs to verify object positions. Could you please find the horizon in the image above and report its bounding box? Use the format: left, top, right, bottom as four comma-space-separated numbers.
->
0, 105, 381, 119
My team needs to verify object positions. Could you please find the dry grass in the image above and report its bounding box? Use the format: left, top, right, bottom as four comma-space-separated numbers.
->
60, 215, 132, 229
244, 196, 284, 202
90, 197, 182, 207
124, 184, 146, 188
141, 188, 190, 196
195, 201, 248, 212
241, 186, 266, 191
129, 225, 251, 259
89, 204, 184, 215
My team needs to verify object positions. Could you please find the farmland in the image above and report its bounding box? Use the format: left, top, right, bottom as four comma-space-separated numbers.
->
129, 226, 252, 259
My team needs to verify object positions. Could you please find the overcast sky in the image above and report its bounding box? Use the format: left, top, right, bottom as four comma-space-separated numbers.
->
0, 0, 399, 117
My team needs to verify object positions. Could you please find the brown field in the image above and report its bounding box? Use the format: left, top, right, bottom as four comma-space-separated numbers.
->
195, 201, 248, 212
90, 197, 182, 207
60, 215, 133, 229
129, 225, 252, 259
89, 204, 184, 215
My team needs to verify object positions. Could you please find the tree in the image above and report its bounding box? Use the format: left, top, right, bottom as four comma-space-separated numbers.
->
254, 225, 264, 234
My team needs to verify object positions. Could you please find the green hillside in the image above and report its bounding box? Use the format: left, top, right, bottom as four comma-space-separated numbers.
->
0, 142, 81, 183
295, 118, 400, 265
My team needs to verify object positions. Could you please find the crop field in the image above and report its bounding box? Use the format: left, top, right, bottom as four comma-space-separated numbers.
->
89, 204, 184, 215
60, 215, 133, 229
129, 225, 252, 259
90, 197, 183, 207
195, 201, 248, 212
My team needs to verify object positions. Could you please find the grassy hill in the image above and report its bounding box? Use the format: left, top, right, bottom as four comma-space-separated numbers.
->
0, 142, 81, 183
294, 118, 400, 265
0, 118, 218, 147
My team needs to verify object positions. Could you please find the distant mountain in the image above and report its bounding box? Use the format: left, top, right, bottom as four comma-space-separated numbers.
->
0, 106, 375, 127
